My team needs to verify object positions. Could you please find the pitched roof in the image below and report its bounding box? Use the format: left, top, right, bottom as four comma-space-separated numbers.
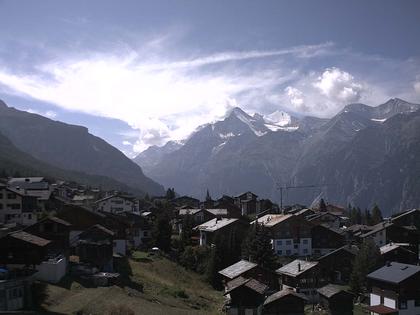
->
43, 216, 72, 227
276, 259, 318, 277
224, 277, 268, 295
367, 262, 420, 284
10, 231, 51, 247
205, 209, 228, 216
264, 289, 307, 306
391, 208, 419, 221
252, 214, 293, 227
218, 260, 258, 279
380, 243, 411, 255
178, 209, 202, 216
317, 284, 353, 298
195, 218, 238, 232
359, 221, 393, 238
317, 245, 359, 261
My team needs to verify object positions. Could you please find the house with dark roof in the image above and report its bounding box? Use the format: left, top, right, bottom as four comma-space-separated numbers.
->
380, 243, 418, 265
172, 196, 200, 208
359, 222, 419, 255
262, 288, 307, 315
311, 224, 345, 257
76, 224, 114, 272
195, 218, 248, 248
234, 191, 260, 216
95, 194, 139, 214
367, 262, 420, 315
224, 276, 268, 315
0, 231, 51, 265
391, 209, 420, 230
317, 284, 354, 315
316, 245, 359, 284
0, 185, 38, 226
276, 259, 325, 302
306, 212, 342, 229
253, 214, 313, 257
219, 260, 279, 291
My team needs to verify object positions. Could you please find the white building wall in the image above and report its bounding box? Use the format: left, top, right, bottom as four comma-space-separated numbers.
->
273, 238, 312, 256
370, 293, 381, 306
384, 297, 396, 309
35, 257, 67, 283
97, 197, 137, 214
399, 300, 420, 315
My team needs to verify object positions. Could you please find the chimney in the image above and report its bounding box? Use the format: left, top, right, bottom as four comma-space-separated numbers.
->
298, 262, 301, 272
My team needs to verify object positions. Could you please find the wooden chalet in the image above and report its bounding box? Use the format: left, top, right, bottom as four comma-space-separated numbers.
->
262, 288, 307, 315
367, 262, 420, 315
224, 276, 268, 315
317, 284, 354, 315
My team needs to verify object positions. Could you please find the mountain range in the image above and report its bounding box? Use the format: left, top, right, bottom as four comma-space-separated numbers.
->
134, 98, 420, 214
0, 100, 164, 196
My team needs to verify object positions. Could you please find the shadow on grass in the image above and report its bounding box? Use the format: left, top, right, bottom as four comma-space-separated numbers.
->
32, 281, 67, 315
114, 256, 144, 293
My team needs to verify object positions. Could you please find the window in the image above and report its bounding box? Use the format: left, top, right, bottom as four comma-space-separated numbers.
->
286, 240, 292, 245
7, 193, 16, 199
144, 231, 148, 237
276, 240, 282, 246
0, 193, 3, 199
277, 250, 282, 255
415, 298, 420, 307
0, 204, 2, 209
302, 239, 308, 244
294, 244, 298, 249
28, 213, 32, 220
303, 249, 308, 254
400, 300, 407, 309
7, 204, 20, 210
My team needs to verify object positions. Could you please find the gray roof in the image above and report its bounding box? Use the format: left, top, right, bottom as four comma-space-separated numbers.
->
317, 284, 352, 298
218, 260, 258, 279
264, 289, 307, 305
195, 218, 238, 232
224, 277, 268, 295
179, 209, 202, 216
205, 208, 228, 216
380, 243, 411, 255
367, 262, 420, 284
10, 231, 51, 247
317, 245, 359, 261
359, 222, 393, 238
276, 259, 318, 277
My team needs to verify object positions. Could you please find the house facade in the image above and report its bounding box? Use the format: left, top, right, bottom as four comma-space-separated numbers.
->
367, 262, 420, 315
0, 185, 38, 226
95, 194, 139, 214
255, 214, 312, 257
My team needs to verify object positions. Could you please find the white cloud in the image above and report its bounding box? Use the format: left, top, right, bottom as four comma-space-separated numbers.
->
122, 140, 132, 146
313, 67, 364, 103
25, 108, 57, 119
284, 86, 305, 110
0, 43, 322, 152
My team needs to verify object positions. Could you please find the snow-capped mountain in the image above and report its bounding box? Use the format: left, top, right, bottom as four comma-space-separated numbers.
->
134, 99, 420, 214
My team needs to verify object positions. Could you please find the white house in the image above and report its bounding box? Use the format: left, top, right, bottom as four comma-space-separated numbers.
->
95, 194, 139, 214
0, 184, 38, 226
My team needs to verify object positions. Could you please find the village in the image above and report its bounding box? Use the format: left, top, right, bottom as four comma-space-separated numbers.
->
0, 176, 420, 315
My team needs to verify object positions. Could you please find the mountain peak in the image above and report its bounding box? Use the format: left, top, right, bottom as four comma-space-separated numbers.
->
0, 100, 8, 109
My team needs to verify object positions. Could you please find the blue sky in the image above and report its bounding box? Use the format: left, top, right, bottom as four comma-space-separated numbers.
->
0, 0, 419, 156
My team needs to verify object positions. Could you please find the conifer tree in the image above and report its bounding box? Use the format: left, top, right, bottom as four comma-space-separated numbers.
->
350, 240, 382, 293
319, 198, 327, 212
371, 204, 383, 225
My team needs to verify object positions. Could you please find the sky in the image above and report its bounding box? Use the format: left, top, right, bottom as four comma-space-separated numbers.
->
0, 0, 419, 156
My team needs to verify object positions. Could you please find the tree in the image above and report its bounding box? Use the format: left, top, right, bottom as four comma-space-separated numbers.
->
152, 214, 172, 252
349, 240, 383, 294
166, 188, 175, 200
206, 234, 230, 290
319, 198, 327, 212
356, 207, 362, 224
241, 224, 278, 271
371, 204, 383, 225
205, 189, 212, 202
364, 208, 372, 226
180, 214, 195, 248
144, 193, 150, 201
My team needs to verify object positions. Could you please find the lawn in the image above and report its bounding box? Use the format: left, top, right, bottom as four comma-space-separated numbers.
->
37, 252, 224, 315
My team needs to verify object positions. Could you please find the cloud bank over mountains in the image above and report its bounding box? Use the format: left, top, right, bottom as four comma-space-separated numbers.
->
0, 38, 419, 153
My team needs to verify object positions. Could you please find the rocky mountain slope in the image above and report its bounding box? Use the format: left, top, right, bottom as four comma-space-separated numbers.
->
0, 100, 164, 196
134, 98, 420, 213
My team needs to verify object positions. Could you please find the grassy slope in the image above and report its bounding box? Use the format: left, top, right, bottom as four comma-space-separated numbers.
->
39, 254, 224, 315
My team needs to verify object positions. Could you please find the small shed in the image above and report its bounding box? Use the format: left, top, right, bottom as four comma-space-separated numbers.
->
317, 284, 354, 315
263, 288, 307, 315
